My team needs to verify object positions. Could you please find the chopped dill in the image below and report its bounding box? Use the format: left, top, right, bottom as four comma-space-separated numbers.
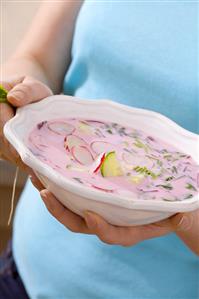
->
186, 183, 197, 191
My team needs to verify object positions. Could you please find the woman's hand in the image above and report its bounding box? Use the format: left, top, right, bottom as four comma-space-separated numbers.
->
31, 175, 199, 255
0, 76, 52, 171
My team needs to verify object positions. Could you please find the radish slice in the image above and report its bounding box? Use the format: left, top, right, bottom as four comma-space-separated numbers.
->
85, 120, 105, 126
48, 121, 75, 136
67, 153, 105, 173
91, 141, 115, 154
65, 135, 87, 151
122, 152, 153, 168
91, 184, 114, 193
89, 152, 106, 173
29, 134, 48, 151
85, 176, 116, 193
71, 145, 94, 165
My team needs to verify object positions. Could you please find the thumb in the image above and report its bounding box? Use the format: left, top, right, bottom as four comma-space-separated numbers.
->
0, 75, 26, 92
7, 76, 53, 107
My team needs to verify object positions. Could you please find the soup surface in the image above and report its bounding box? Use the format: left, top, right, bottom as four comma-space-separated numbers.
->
28, 118, 199, 201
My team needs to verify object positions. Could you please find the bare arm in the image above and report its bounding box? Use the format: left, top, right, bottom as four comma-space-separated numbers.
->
0, 1, 83, 169
3, 0, 84, 92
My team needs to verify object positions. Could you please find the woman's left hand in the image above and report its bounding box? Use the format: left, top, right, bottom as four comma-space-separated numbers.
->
30, 175, 198, 253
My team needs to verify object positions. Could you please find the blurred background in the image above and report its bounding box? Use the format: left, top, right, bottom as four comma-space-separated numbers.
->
0, 0, 41, 253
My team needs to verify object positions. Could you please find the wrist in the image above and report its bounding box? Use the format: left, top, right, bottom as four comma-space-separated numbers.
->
2, 54, 54, 93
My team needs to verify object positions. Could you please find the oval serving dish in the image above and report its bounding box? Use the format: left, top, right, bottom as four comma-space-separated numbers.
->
4, 95, 199, 226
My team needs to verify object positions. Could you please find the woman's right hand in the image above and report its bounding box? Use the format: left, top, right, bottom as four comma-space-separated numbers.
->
0, 75, 53, 172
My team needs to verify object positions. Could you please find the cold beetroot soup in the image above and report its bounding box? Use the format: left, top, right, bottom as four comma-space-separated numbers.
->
28, 118, 199, 202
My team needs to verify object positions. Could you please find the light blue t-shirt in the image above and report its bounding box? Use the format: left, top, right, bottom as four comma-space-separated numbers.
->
13, 1, 199, 299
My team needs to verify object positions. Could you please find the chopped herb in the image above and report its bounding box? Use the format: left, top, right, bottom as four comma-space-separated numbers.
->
172, 159, 179, 163
0, 85, 8, 103
162, 197, 176, 202
161, 149, 168, 154
165, 176, 174, 181
37, 121, 47, 130
184, 194, 194, 199
186, 183, 197, 191
73, 177, 83, 184
156, 184, 173, 190
146, 155, 159, 161
133, 166, 157, 179
157, 160, 163, 167
134, 166, 140, 171
163, 154, 172, 159
118, 128, 127, 136
95, 128, 105, 137
66, 164, 72, 169
172, 166, 178, 174
133, 138, 150, 153
106, 129, 113, 134
147, 136, 155, 142
139, 188, 158, 193
134, 139, 144, 148
123, 147, 132, 153
173, 175, 185, 181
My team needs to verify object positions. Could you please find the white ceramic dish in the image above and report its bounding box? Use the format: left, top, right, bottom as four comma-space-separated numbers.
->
4, 95, 199, 226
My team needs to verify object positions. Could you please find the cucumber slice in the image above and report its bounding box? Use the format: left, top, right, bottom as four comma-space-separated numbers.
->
100, 151, 123, 177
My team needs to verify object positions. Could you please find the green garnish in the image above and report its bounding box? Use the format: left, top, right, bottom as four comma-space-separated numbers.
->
172, 166, 178, 174
133, 138, 150, 153
163, 154, 172, 159
184, 194, 194, 199
186, 183, 197, 191
157, 160, 163, 167
161, 149, 168, 154
106, 129, 113, 134
156, 184, 173, 190
73, 177, 83, 184
133, 166, 157, 179
0, 85, 8, 103
162, 197, 175, 202
165, 176, 174, 181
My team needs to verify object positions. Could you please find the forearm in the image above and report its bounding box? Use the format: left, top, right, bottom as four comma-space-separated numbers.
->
175, 210, 199, 256
2, 0, 83, 93
2, 55, 53, 91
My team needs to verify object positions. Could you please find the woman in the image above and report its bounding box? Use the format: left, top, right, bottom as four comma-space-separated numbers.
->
0, 1, 198, 298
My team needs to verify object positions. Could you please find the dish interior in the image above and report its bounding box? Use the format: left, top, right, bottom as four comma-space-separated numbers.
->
4, 96, 199, 211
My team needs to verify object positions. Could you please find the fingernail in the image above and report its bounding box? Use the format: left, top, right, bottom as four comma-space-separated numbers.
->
84, 212, 98, 229
8, 91, 24, 102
